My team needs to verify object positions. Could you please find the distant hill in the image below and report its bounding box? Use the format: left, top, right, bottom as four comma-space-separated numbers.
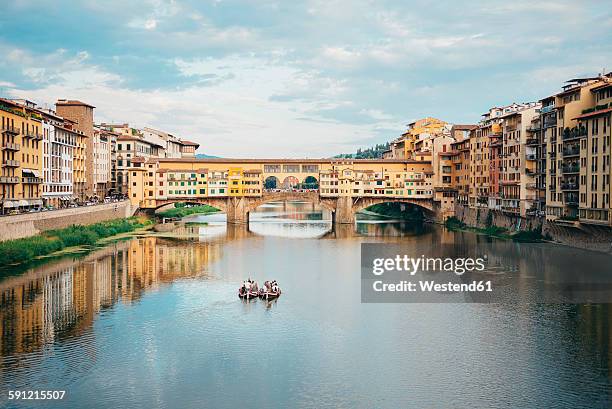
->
334, 142, 390, 159
195, 153, 221, 159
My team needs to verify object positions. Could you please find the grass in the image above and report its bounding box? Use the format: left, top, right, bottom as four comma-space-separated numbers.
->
0, 217, 152, 266
157, 204, 219, 219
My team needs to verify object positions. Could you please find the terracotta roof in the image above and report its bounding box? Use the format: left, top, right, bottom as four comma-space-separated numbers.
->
451, 124, 478, 131
181, 140, 200, 146
131, 157, 146, 163
574, 107, 612, 120
56, 99, 95, 108
151, 158, 430, 165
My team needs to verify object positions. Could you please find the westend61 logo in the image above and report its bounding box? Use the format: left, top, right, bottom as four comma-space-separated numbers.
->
361, 244, 495, 303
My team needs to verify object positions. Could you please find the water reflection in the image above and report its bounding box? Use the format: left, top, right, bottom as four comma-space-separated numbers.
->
0, 237, 220, 357
0, 202, 611, 407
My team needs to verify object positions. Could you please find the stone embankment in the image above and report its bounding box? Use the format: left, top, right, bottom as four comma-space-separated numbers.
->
0, 201, 135, 242
454, 204, 612, 254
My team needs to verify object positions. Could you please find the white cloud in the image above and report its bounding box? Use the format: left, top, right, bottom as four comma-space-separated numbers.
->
6, 50, 392, 157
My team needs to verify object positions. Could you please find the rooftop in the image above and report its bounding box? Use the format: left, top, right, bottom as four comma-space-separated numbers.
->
56, 99, 96, 109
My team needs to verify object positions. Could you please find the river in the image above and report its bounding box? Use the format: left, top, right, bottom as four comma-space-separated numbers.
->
0, 201, 611, 408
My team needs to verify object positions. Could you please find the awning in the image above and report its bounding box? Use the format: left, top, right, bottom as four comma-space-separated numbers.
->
32, 199, 43, 206
22, 169, 35, 176
32, 170, 41, 178
18, 200, 29, 207
2, 200, 17, 208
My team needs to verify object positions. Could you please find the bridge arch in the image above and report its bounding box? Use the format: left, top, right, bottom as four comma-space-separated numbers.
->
281, 176, 299, 189
301, 175, 319, 189
245, 191, 335, 214
352, 198, 435, 215
153, 198, 227, 214
264, 176, 280, 189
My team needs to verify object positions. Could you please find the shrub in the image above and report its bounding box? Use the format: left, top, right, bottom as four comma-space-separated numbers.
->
445, 216, 466, 230
0, 217, 150, 266
512, 229, 543, 243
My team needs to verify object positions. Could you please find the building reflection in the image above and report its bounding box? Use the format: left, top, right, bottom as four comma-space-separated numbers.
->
0, 237, 219, 356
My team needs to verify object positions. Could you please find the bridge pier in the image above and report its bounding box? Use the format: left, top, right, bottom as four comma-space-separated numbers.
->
226, 197, 250, 225
334, 196, 356, 224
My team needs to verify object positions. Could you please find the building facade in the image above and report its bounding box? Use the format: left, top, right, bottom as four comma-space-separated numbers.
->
55, 100, 96, 199
0, 99, 44, 213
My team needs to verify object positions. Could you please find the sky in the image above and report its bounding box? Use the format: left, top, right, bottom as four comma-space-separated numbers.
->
1, 1, 611, 158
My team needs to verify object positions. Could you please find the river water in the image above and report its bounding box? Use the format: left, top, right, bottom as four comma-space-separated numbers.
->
0, 202, 611, 408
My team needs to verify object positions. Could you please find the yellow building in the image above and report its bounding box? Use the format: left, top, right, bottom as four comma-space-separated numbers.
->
0, 98, 44, 213
394, 117, 448, 160
128, 158, 434, 210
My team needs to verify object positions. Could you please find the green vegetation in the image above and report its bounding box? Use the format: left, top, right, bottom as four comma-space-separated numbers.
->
335, 142, 391, 159
512, 229, 544, 243
157, 203, 219, 218
445, 216, 466, 230
446, 216, 546, 242
0, 217, 151, 266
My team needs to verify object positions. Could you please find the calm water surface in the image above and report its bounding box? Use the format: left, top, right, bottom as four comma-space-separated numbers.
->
0, 202, 611, 408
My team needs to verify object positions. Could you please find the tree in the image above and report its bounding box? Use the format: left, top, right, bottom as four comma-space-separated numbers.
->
303, 176, 319, 189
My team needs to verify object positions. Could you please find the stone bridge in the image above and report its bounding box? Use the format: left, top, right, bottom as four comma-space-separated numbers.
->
153, 191, 436, 224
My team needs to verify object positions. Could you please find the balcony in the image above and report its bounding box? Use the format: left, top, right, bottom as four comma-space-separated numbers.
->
562, 164, 580, 174
1, 125, 20, 135
22, 131, 42, 140
22, 177, 43, 184
0, 175, 19, 183
564, 196, 579, 206
2, 142, 20, 151
560, 183, 578, 191
526, 183, 537, 190
562, 147, 580, 157
562, 126, 587, 141
2, 159, 20, 167
526, 137, 539, 146
540, 105, 555, 114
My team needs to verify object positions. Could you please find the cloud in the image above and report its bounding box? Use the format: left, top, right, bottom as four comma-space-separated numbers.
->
0, 0, 611, 157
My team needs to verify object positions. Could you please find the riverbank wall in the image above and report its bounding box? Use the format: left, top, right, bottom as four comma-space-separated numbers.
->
453, 204, 543, 232
0, 201, 136, 242
454, 204, 612, 254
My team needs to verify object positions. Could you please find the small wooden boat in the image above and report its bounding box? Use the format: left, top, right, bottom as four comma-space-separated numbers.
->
238, 287, 259, 299
259, 287, 282, 300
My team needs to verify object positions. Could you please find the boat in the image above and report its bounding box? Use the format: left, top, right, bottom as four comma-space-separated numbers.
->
259, 281, 282, 300
238, 287, 259, 299
238, 280, 260, 299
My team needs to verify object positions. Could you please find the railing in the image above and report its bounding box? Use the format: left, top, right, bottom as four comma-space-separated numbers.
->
2, 159, 20, 167
540, 105, 555, 114
22, 177, 43, 184
561, 183, 578, 190
23, 131, 42, 140
0, 175, 19, 183
2, 142, 20, 151
562, 164, 580, 173
1, 125, 20, 134
562, 127, 587, 140
563, 147, 580, 156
